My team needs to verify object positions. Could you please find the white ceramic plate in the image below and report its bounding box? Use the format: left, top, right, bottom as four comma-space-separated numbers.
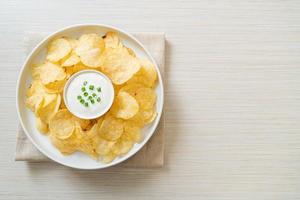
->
16, 24, 164, 169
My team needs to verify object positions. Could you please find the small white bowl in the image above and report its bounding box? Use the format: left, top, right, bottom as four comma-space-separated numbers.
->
16, 24, 164, 169
63, 70, 115, 119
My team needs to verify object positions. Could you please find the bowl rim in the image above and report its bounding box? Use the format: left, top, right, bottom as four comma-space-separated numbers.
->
16, 23, 164, 169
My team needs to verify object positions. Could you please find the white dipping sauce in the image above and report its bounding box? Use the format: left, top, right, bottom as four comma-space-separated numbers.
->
64, 70, 114, 119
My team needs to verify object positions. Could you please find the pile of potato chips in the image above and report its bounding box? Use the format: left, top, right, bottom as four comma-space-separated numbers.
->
26, 32, 158, 163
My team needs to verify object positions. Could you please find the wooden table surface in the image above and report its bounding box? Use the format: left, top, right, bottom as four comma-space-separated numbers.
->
1, 0, 300, 199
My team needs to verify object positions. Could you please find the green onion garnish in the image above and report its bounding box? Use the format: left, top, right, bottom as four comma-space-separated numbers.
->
88, 96, 93, 100
92, 93, 97, 97
84, 102, 89, 107
89, 85, 94, 90
91, 99, 95, 104
83, 92, 88, 96
77, 95, 82, 100
97, 97, 101, 102
81, 87, 86, 92
83, 81, 87, 86
97, 87, 101, 92
80, 99, 85, 104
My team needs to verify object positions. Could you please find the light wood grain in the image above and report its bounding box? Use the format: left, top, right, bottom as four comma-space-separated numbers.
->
1, 0, 300, 199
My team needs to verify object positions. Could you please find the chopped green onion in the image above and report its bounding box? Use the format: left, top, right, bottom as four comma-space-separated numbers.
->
97, 97, 101, 102
80, 99, 85, 104
83, 92, 88, 96
97, 87, 101, 92
91, 99, 95, 104
77, 95, 82, 100
92, 93, 97, 97
88, 96, 93, 100
83, 81, 87, 86
89, 85, 94, 90
84, 102, 89, 107
81, 87, 86, 92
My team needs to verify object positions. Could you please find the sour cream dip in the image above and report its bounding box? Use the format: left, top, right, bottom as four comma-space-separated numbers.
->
63, 70, 114, 119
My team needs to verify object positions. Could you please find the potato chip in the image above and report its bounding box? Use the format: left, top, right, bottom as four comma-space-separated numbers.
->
99, 114, 124, 141
61, 54, 80, 67
120, 82, 143, 95
134, 87, 156, 110
124, 121, 141, 143
49, 109, 75, 139
79, 48, 104, 68
112, 134, 133, 155
66, 38, 79, 50
75, 34, 104, 55
50, 131, 78, 154
96, 138, 115, 156
145, 110, 157, 124
111, 91, 139, 119
141, 108, 156, 124
46, 38, 71, 62
26, 80, 57, 112
129, 107, 156, 127
77, 140, 99, 159
118, 136, 133, 155
37, 94, 60, 124
120, 84, 156, 109
36, 117, 48, 134
38, 62, 66, 85
72, 115, 91, 130
59, 98, 67, 109
102, 152, 117, 163
65, 62, 90, 76
126, 47, 136, 57
102, 47, 140, 85
43, 79, 66, 94
75, 34, 105, 68
104, 32, 121, 48
26, 85, 43, 112
127, 58, 157, 88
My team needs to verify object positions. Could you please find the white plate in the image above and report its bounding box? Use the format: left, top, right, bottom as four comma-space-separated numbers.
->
16, 24, 164, 169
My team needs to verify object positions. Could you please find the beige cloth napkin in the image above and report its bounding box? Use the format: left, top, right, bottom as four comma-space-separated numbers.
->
15, 32, 165, 167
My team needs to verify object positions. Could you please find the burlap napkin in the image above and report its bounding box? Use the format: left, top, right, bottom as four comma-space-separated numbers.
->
15, 32, 165, 167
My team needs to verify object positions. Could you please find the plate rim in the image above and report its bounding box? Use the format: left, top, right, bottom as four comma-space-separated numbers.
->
16, 23, 164, 169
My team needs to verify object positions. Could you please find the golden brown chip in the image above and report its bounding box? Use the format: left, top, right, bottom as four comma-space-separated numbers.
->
49, 109, 75, 139
38, 62, 66, 85
61, 54, 80, 67
46, 38, 71, 62
112, 135, 133, 155
43, 79, 66, 94
134, 87, 156, 110
127, 58, 157, 88
99, 114, 124, 141
26, 80, 54, 112
49, 130, 79, 155
65, 62, 90, 76
36, 94, 61, 124
66, 38, 79, 50
104, 32, 121, 48
75, 34, 105, 68
36, 117, 48, 134
102, 47, 140, 85
124, 121, 141, 143
111, 91, 139, 119
102, 152, 117, 163
96, 138, 115, 156
126, 47, 136, 57
79, 48, 104, 68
